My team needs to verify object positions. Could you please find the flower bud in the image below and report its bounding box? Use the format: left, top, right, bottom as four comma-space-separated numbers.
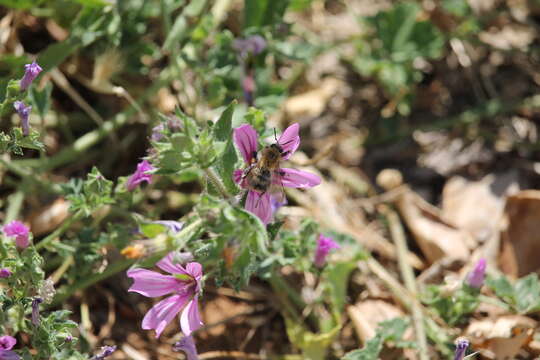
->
466, 258, 486, 289
20, 61, 42, 91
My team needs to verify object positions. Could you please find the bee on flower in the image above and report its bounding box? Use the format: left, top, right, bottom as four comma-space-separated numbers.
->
233, 123, 321, 224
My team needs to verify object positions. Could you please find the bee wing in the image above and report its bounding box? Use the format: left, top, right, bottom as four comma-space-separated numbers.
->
269, 170, 287, 205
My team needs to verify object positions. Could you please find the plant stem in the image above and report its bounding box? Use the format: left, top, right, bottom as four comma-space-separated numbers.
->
204, 167, 231, 199
268, 271, 302, 323
385, 209, 429, 360
50, 257, 134, 307
35, 211, 82, 250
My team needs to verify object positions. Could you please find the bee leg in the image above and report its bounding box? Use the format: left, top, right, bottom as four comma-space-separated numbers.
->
242, 164, 255, 180
281, 150, 290, 157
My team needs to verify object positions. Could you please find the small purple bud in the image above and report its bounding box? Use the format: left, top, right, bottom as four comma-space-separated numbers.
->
13, 101, 31, 136
0, 336, 16, 350
91, 345, 117, 360
466, 258, 486, 289
126, 160, 155, 191
454, 338, 469, 360
20, 61, 42, 91
233, 35, 267, 58
314, 234, 340, 268
65, 334, 73, 343
3, 220, 30, 249
242, 71, 256, 107
151, 123, 165, 141
31, 297, 43, 326
0, 269, 11, 278
173, 336, 199, 360
152, 220, 184, 233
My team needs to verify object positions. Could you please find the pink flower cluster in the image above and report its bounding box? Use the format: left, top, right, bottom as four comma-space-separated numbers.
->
3, 220, 30, 249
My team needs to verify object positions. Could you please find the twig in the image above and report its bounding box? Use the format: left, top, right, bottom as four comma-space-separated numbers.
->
385, 209, 429, 360
199, 351, 264, 359
49, 68, 119, 144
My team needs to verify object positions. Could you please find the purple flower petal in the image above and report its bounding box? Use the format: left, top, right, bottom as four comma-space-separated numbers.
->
233, 124, 258, 164
142, 294, 189, 338
275, 168, 321, 188
278, 123, 300, 160
184, 262, 203, 282
152, 220, 184, 233
0, 349, 20, 360
454, 339, 469, 360
156, 252, 191, 276
31, 297, 43, 326
0, 336, 16, 350
246, 191, 272, 225
0, 269, 11, 278
233, 169, 244, 185
91, 345, 117, 360
173, 335, 199, 360
180, 296, 203, 336
127, 268, 182, 297
126, 160, 155, 191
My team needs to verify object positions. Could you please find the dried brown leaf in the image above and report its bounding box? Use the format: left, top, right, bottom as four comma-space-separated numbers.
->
499, 190, 540, 277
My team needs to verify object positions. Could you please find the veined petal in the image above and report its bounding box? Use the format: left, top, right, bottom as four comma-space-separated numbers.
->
142, 294, 189, 338
278, 123, 300, 159
157, 252, 190, 275
274, 168, 321, 188
184, 262, 202, 281
233, 124, 258, 164
180, 296, 203, 336
127, 268, 180, 297
246, 191, 272, 225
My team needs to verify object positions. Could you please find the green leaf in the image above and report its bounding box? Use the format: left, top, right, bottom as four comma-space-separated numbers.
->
213, 101, 236, 141
341, 318, 412, 360
183, 0, 207, 17
285, 316, 341, 360
324, 261, 357, 312
216, 137, 239, 195
139, 223, 167, 238
244, 0, 289, 29
28, 82, 53, 118
163, 16, 188, 50
515, 274, 540, 313
486, 276, 515, 304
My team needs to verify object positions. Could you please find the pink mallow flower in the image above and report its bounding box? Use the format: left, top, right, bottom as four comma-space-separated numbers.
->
233, 123, 321, 224
3, 221, 30, 249
314, 234, 340, 268
126, 160, 155, 191
127, 252, 203, 338
466, 258, 486, 289
0, 335, 19, 360
20, 61, 42, 91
